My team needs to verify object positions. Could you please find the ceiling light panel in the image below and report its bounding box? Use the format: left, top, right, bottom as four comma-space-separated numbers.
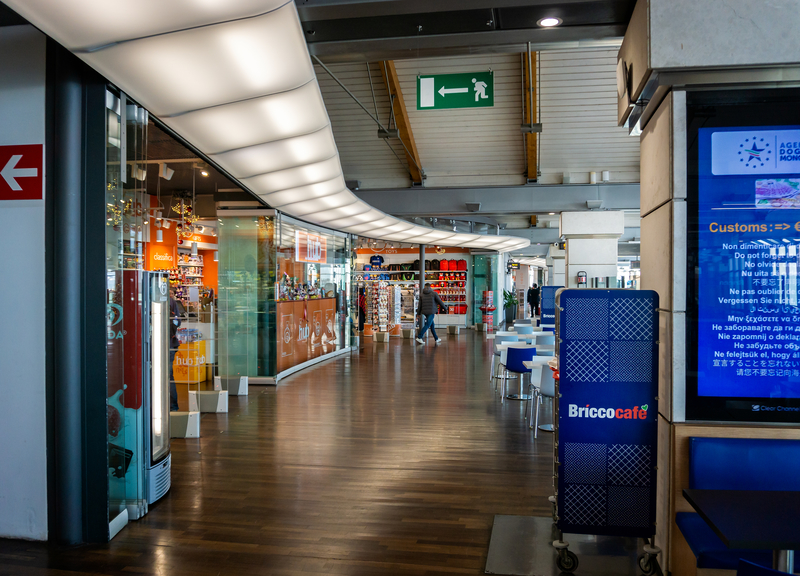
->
280, 191, 357, 216
316, 209, 386, 229
259, 176, 346, 207
162, 80, 329, 153
211, 127, 337, 179
2, 0, 288, 50
80, 3, 313, 116
356, 218, 411, 235
312, 202, 373, 223
242, 156, 341, 196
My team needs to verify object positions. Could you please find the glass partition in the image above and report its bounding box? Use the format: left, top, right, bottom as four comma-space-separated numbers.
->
472, 254, 498, 325
217, 214, 276, 383
275, 214, 351, 373
105, 90, 148, 532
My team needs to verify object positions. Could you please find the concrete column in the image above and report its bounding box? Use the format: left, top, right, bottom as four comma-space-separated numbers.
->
639, 90, 687, 575
545, 245, 565, 286
559, 211, 624, 288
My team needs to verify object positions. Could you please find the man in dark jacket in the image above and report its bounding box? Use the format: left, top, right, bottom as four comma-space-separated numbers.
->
527, 284, 540, 318
416, 283, 447, 345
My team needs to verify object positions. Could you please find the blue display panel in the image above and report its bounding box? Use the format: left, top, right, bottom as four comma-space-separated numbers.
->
556, 289, 658, 538
696, 126, 800, 401
541, 285, 563, 325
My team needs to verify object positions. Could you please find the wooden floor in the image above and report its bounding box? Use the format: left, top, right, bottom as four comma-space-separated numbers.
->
0, 331, 555, 576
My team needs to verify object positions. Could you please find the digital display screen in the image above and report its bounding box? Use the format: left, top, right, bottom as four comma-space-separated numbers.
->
692, 116, 800, 420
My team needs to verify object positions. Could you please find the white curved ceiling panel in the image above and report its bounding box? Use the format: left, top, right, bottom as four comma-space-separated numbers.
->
260, 176, 346, 207
80, 3, 313, 116
210, 128, 337, 179
162, 80, 329, 154
321, 210, 390, 230
6, 0, 289, 50
241, 157, 342, 196
280, 191, 358, 216
311, 203, 374, 223
4, 0, 529, 253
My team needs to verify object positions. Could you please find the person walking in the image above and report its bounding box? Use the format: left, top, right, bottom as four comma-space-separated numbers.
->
416, 283, 448, 345
527, 283, 540, 318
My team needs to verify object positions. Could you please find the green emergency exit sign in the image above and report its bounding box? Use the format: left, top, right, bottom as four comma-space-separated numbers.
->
416, 71, 494, 110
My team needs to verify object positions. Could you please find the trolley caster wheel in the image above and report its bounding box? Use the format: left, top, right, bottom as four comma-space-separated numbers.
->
638, 553, 656, 575
556, 550, 579, 573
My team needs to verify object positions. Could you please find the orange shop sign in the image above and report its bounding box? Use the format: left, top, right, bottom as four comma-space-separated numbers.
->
148, 245, 175, 270
295, 230, 327, 264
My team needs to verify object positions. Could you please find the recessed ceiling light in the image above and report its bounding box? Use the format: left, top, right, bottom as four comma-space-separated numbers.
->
200, 170, 209, 177
538, 17, 562, 27
548, 212, 555, 215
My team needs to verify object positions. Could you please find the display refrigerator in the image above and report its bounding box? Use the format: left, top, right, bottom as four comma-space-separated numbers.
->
108, 270, 171, 522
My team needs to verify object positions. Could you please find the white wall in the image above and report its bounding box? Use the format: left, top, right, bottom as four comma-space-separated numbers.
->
0, 25, 48, 540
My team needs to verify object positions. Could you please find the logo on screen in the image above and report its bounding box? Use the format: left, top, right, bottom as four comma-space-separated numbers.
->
739, 137, 771, 168
752, 404, 761, 411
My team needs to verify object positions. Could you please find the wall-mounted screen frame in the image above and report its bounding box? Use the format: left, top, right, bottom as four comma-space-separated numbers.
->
686, 88, 800, 423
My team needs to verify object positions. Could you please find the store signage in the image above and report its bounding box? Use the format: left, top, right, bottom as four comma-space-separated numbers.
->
693, 125, 800, 421
0, 144, 43, 200
295, 230, 327, 264
417, 71, 493, 110
149, 245, 175, 270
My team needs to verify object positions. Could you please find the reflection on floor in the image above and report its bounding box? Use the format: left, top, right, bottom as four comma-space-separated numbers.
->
0, 331, 557, 575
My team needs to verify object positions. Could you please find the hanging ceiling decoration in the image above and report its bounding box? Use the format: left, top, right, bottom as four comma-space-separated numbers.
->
7, 0, 529, 253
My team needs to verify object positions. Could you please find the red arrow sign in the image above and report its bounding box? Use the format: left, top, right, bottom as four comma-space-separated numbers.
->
0, 144, 43, 200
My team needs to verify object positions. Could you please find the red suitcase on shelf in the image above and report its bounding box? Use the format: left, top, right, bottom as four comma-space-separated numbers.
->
440, 259, 450, 271
457, 259, 467, 271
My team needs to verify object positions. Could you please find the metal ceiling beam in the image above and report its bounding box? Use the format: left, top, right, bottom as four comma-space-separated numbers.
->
298, 0, 601, 21
354, 183, 640, 216
308, 26, 625, 63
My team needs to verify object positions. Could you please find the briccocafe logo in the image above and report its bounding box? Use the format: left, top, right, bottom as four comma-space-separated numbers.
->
568, 404, 649, 420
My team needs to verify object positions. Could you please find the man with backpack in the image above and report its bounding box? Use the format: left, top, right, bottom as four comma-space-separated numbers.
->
416, 283, 448, 345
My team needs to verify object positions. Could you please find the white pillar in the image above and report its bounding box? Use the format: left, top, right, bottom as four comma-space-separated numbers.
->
546, 245, 565, 286
559, 211, 624, 288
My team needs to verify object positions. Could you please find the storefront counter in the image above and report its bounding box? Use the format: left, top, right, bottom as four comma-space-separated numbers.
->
277, 298, 340, 373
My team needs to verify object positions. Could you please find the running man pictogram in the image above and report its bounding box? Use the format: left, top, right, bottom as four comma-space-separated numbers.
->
472, 78, 488, 101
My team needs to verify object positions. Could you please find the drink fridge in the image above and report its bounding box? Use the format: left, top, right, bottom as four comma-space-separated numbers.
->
107, 270, 171, 522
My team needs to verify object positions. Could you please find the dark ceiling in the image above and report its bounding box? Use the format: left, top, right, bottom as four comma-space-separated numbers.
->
0, 2, 26, 26
298, 0, 635, 62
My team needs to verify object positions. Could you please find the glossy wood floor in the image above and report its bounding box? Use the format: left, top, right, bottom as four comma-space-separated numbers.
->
0, 331, 555, 576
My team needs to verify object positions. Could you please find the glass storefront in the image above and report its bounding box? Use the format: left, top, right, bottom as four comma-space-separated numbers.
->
216, 211, 351, 382
472, 254, 498, 325
101, 89, 353, 538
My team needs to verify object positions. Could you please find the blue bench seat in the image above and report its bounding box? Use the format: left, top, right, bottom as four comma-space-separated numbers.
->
678, 437, 800, 573
675, 512, 784, 570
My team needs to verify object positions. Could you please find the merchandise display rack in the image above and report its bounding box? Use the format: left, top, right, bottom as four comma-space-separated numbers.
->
371, 281, 390, 332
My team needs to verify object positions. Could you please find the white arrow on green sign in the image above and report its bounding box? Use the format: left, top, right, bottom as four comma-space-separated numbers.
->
417, 71, 494, 110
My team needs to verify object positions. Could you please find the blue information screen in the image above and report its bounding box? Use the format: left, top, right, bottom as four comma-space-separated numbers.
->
697, 125, 800, 399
